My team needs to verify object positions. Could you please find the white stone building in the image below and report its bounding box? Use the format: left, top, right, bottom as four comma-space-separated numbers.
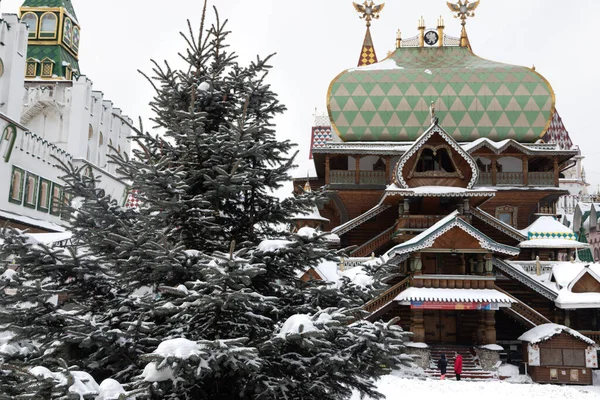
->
0, 0, 132, 232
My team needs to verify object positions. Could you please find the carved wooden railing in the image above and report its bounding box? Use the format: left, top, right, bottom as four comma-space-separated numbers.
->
395, 215, 445, 231
494, 285, 551, 328
528, 171, 555, 187
332, 204, 391, 236
477, 172, 492, 186
579, 331, 600, 345
330, 170, 355, 184
364, 275, 412, 314
350, 226, 394, 257
497, 172, 523, 185
412, 274, 495, 289
359, 171, 387, 185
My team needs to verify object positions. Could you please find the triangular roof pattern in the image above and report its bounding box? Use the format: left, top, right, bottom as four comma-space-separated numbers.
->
386, 211, 520, 258
393, 122, 479, 189
357, 27, 378, 67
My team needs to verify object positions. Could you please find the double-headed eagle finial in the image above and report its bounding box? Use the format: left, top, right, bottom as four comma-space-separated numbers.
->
353, 1, 385, 27
446, 0, 480, 26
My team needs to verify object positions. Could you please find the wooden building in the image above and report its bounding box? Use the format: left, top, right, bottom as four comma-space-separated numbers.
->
519, 323, 598, 385
293, 1, 600, 357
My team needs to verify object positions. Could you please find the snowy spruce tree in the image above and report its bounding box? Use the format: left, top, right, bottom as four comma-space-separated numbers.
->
104, 3, 414, 399
1, 1, 414, 398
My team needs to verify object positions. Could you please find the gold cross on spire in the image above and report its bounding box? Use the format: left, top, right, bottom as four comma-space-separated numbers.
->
446, 0, 480, 26
353, 1, 385, 27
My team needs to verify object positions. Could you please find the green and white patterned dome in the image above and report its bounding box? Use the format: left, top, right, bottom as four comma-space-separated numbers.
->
327, 46, 555, 142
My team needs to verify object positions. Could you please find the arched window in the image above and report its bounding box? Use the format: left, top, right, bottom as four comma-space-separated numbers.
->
1, 125, 17, 162
416, 148, 456, 173
0, 58, 4, 77
72, 26, 80, 53
99, 132, 104, 146
88, 124, 94, 140
22, 12, 38, 38
24, 173, 39, 208
9, 166, 25, 204
39, 13, 57, 38
63, 17, 73, 46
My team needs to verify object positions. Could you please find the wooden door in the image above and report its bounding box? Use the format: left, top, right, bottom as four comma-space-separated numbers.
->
424, 310, 440, 342
440, 311, 457, 343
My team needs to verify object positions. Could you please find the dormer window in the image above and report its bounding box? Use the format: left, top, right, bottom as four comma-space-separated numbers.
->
407, 144, 464, 180
63, 17, 73, 46
25, 58, 38, 77
41, 58, 54, 78
22, 12, 38, 39
39, 12, 57, 39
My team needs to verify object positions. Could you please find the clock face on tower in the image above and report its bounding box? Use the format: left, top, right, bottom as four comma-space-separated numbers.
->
424, 30, 439, 46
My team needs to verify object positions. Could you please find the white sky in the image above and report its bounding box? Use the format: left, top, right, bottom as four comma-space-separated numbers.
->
2, 0, 599, 191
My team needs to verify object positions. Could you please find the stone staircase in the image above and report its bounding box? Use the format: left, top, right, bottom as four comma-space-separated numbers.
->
425, 344, 496, 380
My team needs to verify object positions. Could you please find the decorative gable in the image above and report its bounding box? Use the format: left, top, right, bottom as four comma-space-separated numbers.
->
568, 268, 600, 294
394, 123, 478, 189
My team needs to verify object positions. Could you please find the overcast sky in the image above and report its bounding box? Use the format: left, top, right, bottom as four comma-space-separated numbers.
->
3, 0, 599, 192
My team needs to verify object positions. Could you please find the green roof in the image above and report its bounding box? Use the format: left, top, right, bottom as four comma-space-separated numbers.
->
328, 46, 554, 142
27, 44, 80, 77
21, 0, 78, 22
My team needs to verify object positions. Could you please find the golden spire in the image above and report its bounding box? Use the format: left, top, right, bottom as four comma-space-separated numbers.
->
446, 0, 480, 48
353, 1, 385, 28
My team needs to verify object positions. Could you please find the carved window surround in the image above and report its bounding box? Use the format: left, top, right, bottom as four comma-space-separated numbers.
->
495, 205, 518, 228
407, 144, 464, 179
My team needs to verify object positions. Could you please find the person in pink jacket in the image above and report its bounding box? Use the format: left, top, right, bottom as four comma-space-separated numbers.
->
454, 352, 463, 381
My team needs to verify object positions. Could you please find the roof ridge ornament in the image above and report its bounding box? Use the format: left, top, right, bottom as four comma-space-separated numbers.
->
446, 0, 480, 48
353, 1, 385, 28
430, 101, 439, 125
353, 1, 384, 67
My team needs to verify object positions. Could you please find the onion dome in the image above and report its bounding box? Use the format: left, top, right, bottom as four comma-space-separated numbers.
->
328, 45, 555, 143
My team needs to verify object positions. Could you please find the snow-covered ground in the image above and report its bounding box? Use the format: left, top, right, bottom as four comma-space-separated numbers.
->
351, 369, 600, 400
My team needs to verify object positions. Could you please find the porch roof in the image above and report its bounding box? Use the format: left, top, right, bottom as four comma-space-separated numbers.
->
394, 287, 515, 304
385, 212, 521, 257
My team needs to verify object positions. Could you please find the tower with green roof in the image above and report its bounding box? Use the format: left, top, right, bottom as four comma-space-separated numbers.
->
20, 0, 80, 80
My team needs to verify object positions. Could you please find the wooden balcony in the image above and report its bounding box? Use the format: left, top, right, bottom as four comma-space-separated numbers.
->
476, 171, 556, 187
412, 274, 496, 289
329, 170, 387, 185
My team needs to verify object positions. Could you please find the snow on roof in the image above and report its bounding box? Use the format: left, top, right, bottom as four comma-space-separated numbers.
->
0, 210, 66, 232
518, 238, 589, 249
26, 232, 72, 245
341, 266, 373, 287
290, 158, 317, 179
555, 289, 600, 309
521, 216, 577, 238
348, 58, 405, 72
480, 344, 504, 351
385, 184, 495, 197
291, 206, 330, 222
394, 287, 515, 303
313, 260, 340, 283
551, 262, 600, 288
518, 323, 596, 345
